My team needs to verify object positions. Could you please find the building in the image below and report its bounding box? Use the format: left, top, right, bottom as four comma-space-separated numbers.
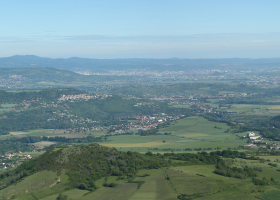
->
249, 136, 261, 140
244, 143, 257, 148
253, 140, 266, 144
247, 132, 255, 138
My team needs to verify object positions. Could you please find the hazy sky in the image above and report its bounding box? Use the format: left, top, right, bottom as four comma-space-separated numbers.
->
1, 0, 280, 58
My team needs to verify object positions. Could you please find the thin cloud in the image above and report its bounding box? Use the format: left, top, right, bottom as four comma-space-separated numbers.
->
252, 40, 266, 43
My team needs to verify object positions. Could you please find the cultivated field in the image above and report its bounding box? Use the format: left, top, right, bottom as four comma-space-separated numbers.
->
8, 129, 106, 138
33, 141, 56, 148
219, 104, 280, 116
100, 116, 247, 153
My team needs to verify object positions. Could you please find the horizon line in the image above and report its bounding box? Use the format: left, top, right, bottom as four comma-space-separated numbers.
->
1, 55, 280, 60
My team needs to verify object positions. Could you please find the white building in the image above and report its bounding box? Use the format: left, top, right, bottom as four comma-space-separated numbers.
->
247, 132, 255, 138
250, 136, 261, 140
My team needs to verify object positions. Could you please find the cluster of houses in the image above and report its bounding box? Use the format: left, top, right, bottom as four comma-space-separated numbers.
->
271, 144, 280, 150
244, 132, 267, 148
58, 93, 111, 102
0, 151, 33, 169
109, 114, 183, 132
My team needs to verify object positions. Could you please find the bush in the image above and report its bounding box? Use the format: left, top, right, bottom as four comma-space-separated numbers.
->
268, 163, 278, 167
77, 183, 88, 190
145, 151, 153, 156
56, 194, 70, 200
103, 183, 118, 187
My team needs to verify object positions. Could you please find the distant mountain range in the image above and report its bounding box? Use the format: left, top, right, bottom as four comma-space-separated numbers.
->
1, 55, 280, 72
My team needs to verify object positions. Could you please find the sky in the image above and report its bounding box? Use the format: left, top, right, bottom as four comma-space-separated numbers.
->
1, 0, 280, 59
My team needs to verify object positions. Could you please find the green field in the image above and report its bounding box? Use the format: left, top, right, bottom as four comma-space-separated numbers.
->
8, 129, 107, 138
6, 158, 280, 200
100, 116, 247, 152
261, 190, 280, 200
0, 170, 60, 199
0, 103, 18, 114
218, 104, 280, 116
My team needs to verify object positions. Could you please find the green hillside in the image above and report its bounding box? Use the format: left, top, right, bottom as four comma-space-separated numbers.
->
0, 67, 134, 90
1, 146, 280, 199
0, 88, 189, 133
0, 145, 221, 199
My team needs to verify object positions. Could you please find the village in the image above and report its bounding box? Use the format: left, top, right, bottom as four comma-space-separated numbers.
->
64, 114, 183, 133
0, 150, 35, 169
242, 132, 280, 150
109, 114, 183, 133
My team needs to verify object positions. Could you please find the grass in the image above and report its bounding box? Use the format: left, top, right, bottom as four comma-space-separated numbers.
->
102, 141, 171, 148
156, 116, 246, 149
269, 105, 280, 109
0, 103, 18, 114
40, 175, 138, 200
258, 155, 280, 162
98, 116, 248, 153
260, 191, 280, 200
9, 129, 107, 138
159, 116, 230, 137
3, 156, 280, 200
13, 173, 70, 200
219, 104, 280, 116
33, 141, 56, 148
168, 165, 243, 195
103, 134, 182, 144
81, 183, 138, 200
0, 170, 59, 199
40, 189, 88, 200
166, 162, 280, 200
10, 129, 56, 137
130, 169, 177, 200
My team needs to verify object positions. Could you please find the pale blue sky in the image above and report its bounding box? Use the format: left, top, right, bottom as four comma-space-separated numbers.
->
1, 0, 280, 58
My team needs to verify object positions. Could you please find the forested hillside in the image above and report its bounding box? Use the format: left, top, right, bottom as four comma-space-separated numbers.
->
0, 88, 190, 132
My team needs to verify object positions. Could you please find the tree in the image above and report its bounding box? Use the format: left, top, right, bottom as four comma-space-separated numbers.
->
145, 151, 153, 156
56, 194, 69, 200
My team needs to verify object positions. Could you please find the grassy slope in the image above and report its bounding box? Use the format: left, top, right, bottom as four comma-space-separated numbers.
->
131, 169, 177, 200
0, 171, 59, 199
2, 156, 280, 199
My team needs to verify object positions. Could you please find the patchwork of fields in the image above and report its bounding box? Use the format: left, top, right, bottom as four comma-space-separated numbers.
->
221, 103, 280, 115
101, 116, 247, 152
8, 157, 280, 200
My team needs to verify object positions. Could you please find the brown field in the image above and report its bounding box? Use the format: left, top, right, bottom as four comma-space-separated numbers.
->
49, 134, 88, 138
101, 141, 169, 148
268, 105, 280, 109
45, 130, 70, 134
10, 132, 27, 136
33, 141, 56, 148
179, 133, 210, 138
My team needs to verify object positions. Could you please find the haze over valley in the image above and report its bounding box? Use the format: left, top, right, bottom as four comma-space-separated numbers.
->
1, 1, 280, 199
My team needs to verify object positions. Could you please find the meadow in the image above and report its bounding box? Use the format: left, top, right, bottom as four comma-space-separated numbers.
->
101, 116, 247, 153
221, 104, 280, 115
0, 103, 18, 114
8, 129, 106, 139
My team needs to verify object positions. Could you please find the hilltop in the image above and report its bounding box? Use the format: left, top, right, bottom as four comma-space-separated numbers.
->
1, 146, 280, 200
1, 56, 280, 72
0, 144, 221, 199
0, 67, 134, 90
